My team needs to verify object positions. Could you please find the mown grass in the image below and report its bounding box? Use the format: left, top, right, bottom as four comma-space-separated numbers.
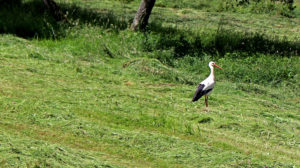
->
0, 0, 299, 167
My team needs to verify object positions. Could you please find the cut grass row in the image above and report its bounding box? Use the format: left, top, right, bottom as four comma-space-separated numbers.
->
0, 33, 299, 167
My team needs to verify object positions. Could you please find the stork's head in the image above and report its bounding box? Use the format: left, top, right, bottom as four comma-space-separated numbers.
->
209, 61, 223, 70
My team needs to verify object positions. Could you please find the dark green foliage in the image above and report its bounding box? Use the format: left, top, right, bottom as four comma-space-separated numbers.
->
0, 0, 128, 39
0, 0, 22, 6
0, 0, 65, 38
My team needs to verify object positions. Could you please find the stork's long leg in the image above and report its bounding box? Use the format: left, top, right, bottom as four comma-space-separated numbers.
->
205, 95, 208, 107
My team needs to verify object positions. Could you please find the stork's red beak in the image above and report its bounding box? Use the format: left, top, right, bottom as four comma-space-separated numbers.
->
214, 64, 223, 70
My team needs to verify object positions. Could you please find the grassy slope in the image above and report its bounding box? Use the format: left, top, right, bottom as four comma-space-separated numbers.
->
0, 0, 299, 168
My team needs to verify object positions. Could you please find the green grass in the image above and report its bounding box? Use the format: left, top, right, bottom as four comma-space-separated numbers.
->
0, 0, 299, 167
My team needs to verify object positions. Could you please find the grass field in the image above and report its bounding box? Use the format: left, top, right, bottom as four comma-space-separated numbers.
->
0, 0, 299, 167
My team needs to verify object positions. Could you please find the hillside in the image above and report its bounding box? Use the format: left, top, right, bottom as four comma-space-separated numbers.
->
0, 0, 299, 167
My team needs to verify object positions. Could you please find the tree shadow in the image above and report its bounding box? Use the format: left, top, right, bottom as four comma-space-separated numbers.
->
144, 22, 299, 59
59, 3, 129, 30
0, 0, 129, 39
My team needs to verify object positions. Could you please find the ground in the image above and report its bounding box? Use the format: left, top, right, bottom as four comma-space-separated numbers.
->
0, 0, 299, 167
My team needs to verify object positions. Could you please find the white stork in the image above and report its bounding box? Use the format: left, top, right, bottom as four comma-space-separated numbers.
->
192, 61, 223, 107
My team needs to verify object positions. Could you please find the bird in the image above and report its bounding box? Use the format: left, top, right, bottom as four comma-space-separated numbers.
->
192, 61, 223, 107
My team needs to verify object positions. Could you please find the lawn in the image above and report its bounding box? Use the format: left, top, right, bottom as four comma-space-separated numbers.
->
0, 0, 299, 167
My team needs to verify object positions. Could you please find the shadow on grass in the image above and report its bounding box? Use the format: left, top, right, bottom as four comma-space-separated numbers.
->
0, 0, 61, 38
59, 3, 129, 30
0, 0, 129, 39
145, 22, 300, 58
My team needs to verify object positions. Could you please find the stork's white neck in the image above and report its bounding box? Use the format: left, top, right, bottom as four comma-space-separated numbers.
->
209, 65, 215, 81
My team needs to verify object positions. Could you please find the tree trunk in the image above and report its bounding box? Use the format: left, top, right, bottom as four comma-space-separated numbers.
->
131, 0, 156, 31
43, 0, 64, 21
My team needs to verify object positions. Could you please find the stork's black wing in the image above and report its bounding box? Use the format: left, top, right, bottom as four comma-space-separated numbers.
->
192, 84, 205, 102
192, 84, 212, 102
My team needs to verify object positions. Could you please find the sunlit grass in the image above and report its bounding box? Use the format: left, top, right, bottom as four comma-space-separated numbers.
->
0, 27, 299, 167
0, 0, 299, 167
